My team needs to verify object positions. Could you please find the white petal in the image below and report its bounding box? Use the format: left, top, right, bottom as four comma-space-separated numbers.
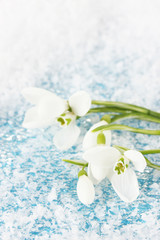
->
88, 163, 100, 184
82, 120, 111, 150
22, 107, 53, 128
111, 168, 139, 202
38, 94, 67, 121
83, 146, 121, 181
88, 163, 108, 184
69, 91, 91, 116
77, 175, 95, 205
124, 150, 146, 172
22, 87, 54, 104
53, 123, 80, 150
83, 146, 121, 168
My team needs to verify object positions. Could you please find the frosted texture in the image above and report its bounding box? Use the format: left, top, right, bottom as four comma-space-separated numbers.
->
0, 0, 160, 239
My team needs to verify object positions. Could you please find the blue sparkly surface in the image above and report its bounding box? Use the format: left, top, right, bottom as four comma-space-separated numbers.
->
0, 1, 160, 239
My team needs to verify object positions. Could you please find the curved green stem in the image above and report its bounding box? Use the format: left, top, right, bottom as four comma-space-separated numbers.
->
114, 145, 160, 154
113, 145, 160, 170
92, 100, 160, 118
62, 159, 88, 167
144, 158, 160, 171
110, 112, 160, 124
92, 124, 160, 135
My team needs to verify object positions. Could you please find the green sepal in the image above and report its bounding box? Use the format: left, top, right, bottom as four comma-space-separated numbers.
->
97, 132, 106, 145
101, 114, 111, 123
78, 169, 88, 178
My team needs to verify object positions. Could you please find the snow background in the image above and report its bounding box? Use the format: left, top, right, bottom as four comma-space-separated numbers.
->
0, 0, 160, 239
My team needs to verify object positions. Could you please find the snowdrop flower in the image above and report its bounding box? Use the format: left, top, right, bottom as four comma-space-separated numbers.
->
22, 87, 91, 150
77, 171, 95, 205
83, 146, 121, 184
83, 146, 146, 202
82, 120, 111, 150
82, 120, 111, 184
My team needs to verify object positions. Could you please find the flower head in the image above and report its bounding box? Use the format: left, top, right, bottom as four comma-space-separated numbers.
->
83, 146, 121, 184
77, 174, 95, 205
22, 87, 67, 128
83, 146, 146, 202
82, 120, 111, 150
22, 87, 91, 150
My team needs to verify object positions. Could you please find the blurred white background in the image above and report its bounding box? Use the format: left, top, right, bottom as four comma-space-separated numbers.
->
0, 0, 160, 107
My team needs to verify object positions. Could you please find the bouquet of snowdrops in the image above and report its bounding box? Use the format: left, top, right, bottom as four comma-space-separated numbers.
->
22, 88, 160, 205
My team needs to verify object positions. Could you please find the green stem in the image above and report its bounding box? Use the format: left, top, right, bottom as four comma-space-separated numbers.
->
92, 124, 160, 135
145, 158, 160, 171
62, 159, 88, 167
111, 112, 160, 124
88, 107, 132, 114
114, 145, 160, 154
88, 107, 160, 123
140, 149, 160, 154
63, 148, 160, 171
92, 100, 160, 118
113, 145, 160, 170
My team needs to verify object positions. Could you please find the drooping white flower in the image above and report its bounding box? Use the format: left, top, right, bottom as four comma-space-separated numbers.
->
83, 146, 121, 184
77, 174, 95, 205
22, 87, 67, 128
82, 120, 111, 150
22, 87, 91, 150
83, 146, 146, 202
82, 120, 112, 184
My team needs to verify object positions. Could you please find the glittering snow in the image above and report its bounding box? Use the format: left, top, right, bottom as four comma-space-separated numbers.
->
0, 0, 160, 239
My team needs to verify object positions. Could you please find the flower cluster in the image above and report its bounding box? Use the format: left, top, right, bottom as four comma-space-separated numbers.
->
77, 122, 146, 205
22, 87, 160, 205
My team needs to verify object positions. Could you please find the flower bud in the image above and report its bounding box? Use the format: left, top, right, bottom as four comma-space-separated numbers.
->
77, 175, 95, 205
